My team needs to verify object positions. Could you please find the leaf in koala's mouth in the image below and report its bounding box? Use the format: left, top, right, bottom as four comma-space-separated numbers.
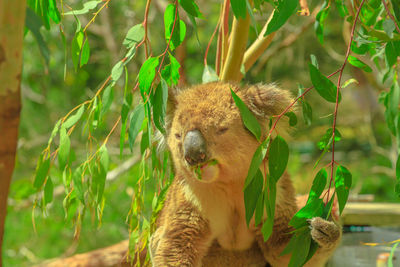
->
193, 159, 219, 181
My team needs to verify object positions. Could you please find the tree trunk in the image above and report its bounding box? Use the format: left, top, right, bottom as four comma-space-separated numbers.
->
0, 1, 26, 266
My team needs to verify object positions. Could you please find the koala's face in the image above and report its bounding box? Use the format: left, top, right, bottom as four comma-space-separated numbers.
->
167, 82, 292, 183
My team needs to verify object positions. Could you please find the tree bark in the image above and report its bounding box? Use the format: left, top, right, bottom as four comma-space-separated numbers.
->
0, 0, 26, 266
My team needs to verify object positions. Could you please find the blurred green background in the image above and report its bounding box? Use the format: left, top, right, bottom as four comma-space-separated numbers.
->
4, 0, 399, 266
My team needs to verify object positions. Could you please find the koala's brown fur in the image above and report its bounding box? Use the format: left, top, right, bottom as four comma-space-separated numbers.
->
150, 82, 341, 266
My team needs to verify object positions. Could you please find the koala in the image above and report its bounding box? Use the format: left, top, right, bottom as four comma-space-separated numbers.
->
149, 82, 341, 267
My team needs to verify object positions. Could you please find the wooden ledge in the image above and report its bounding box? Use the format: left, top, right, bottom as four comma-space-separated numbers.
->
342, 202, 400, 226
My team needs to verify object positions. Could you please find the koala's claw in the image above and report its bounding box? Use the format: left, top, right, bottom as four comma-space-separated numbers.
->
309, 217, 341, 248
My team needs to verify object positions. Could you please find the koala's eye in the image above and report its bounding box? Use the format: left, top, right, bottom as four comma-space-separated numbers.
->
217, 127, 229, 135
175, 133, 181, 139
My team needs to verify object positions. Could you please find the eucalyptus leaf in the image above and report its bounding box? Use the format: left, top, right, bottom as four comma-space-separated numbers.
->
335, 165, 352, 214
269, 136, 289, 182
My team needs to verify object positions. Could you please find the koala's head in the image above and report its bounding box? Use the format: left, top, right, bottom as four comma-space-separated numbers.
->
166, 82, 292, 183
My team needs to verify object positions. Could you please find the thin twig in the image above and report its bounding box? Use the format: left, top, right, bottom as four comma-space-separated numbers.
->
381, 0, 400, 34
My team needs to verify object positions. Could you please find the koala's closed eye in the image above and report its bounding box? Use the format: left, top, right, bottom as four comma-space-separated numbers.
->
217, 127, 229, 135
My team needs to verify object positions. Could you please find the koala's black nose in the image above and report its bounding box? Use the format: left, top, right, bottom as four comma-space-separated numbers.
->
183, 129, 207, 166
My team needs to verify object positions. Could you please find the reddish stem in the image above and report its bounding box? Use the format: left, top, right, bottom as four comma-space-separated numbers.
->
327, 0, 367, 203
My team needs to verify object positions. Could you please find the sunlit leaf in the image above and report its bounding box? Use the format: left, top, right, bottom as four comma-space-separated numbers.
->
80, 39, 90, 67
231, 89, 262, 141
48, 0, 61, 23
162, 54, 181, 86
138, 57, 159, 95
71, 29, 84, 71
309, 63, 341, 103
265, 0, 298, 35
289, 198, 324, 228
348, 55, 372, 72
342, 78, 358, 88
335, 0, 348, 17
307, 169, 327, 203
317, 128, 342, 150
101, 85, 114, 116
269, 136, 289, 182
111, 60, 124, 83
335, 165, 352, 214
315, 4, 330, 44
164, 4, 186, 50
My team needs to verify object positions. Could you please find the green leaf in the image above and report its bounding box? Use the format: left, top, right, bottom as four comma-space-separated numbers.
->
64, 104, 85, 129
307, 169, 327, 203
64, 1, 102, 15
284, 112, 297, 127
262, 177, 277, 241
254, 188, 264, 226
289, 198, 324, 228
153, 79, 169, 134
71, 29, 84, 71
369, 29, 400, 41
315, 4, 330, 44
335, 165, 352, 214
80, 39, 90, 67
396, 155, 400, 180
302, 100, 312, 126
388, 242, 399, 267
265, 0, 298, 35
111, 60, 124, 83
335, 0, 348, 17
244, 139, 269, 188
202, 64, 219, 83
72, 166, 84, 203
123, 24, 145, 48
164, 4, 186, 50
33, 155, 51, 190
310, 54, 319, 68
348, 55, 372, 72
161, 54, 181, 86
25, 8, 50, 65
44, 177, 54, 205
128, 104, 145, 151
317, 128, 342, 150
47, 119, 61, 146
138, 57, 159, 95
244, 169, 263, 225
231, 0, 247, 19
288, 230, 312, 267
309, 63, 341, 103
351, 41, 369, 55
96, 145, 109, 203
269, 136, 289, 182
101, 85, 114, 116
231, 89, 262, 141
58, 126, 70, 170
385, 42, 398, 68
48, 0, 61, 23
391, 0, 400, 22
179, 0, 204, 18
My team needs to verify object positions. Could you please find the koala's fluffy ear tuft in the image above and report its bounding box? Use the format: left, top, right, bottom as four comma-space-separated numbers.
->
240, 84, 293, 118
165, 86, 181, 133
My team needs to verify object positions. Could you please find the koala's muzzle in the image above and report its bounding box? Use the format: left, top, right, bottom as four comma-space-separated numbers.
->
183, 130, 207, 166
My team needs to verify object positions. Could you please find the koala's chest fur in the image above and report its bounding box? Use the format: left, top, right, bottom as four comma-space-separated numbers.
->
184, 179, 256, 250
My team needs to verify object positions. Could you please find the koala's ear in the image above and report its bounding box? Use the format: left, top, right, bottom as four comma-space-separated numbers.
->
239, 84, 293, 117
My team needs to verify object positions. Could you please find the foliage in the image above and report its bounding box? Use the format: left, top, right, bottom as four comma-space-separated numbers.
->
6, 0, 399, 266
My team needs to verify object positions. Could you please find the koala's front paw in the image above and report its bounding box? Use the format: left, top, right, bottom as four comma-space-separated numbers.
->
308, 217, 341, 249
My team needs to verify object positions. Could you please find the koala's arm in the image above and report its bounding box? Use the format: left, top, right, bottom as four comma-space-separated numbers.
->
255, 175, 342, 266
149, 181, 212, 267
